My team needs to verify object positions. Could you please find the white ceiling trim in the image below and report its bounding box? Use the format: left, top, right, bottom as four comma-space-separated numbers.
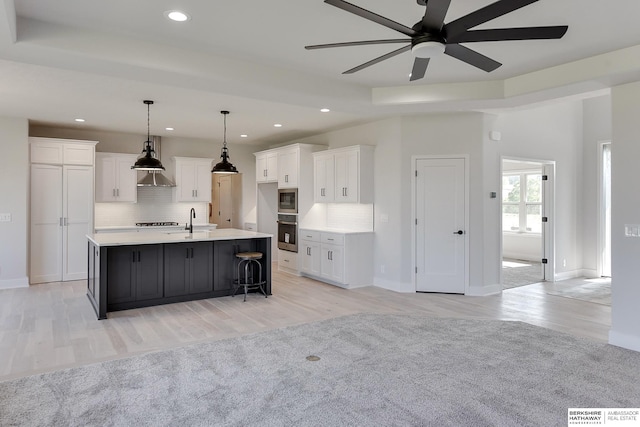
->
372, 44, 640, 108
0, 0, 16, 43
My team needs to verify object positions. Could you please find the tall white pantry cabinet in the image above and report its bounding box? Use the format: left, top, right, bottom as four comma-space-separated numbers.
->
30, 137, 97, 284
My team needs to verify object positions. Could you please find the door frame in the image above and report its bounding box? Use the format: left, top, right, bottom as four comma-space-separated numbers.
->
500, 156, 556, 283
411, 155, 470, 294
597, 140, 612, 277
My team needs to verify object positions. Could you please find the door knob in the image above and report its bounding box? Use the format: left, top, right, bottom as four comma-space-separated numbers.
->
453, 230, 464, 235
226, 219, 231, 222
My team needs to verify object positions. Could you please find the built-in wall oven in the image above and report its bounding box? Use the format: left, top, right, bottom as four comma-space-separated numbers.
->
278, 188, 298, 214
277, 214, 298, 252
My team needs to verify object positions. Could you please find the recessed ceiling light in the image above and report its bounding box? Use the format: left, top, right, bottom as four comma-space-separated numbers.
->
165, 127, 174, 131
74, 118, 85, 122
274, 124, 283, 128
240, 134, 248, 138
164, 10, 190, 22
320, 108, 330, 113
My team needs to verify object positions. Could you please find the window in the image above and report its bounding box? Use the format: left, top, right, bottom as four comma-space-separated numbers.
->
502, 172, 542, 233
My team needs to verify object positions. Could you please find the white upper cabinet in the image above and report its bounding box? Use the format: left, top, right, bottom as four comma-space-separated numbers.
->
30, 137, 96, 165
173, 157, 213, 202
255, 151, 277, 183
277, 147, 298, 188
313, 145, 374, 203
314, 153, 335, 203
95, 153, 138, 202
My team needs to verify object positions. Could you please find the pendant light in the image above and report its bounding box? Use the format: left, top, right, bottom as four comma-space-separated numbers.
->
212, 110, 239, 174
132, 100, 165, 171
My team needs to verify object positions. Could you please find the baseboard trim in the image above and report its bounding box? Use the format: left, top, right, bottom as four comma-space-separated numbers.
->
373, 277, 414, 293
0, 277, 29, 289
554, 269, 582, 282
609, 329, 640, 352
581, 269, 599, 278
466, 284, 502, 296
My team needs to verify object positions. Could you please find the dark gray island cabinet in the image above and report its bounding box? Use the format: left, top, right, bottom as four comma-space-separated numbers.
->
87, 229, 272, 319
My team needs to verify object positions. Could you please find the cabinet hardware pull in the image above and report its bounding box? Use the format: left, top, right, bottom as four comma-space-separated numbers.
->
186, 248, 190, 259
116, 188, 119, 197
59, 217, 63, 226
132, 251, 136, 263
63, 218, 68, 226
112, 189, 116, 197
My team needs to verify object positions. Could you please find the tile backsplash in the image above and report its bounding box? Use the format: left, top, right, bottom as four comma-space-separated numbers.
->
95, 187, 209, 227
326, 203, 374, 231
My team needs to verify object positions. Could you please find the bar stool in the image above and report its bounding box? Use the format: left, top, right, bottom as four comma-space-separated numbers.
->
232, 251, 267, 302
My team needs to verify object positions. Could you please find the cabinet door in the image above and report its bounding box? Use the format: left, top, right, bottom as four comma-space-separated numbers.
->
190, 242, 214, 293
314, 154, 335, 202
278, 149, 298, 188
301, 241, 321, 276
63, 165, 93, 281
115, 156, 137, 202
213, 240, 236, 292
164, 243, 190, 297
107, 247, 136, 304
63, 144, 94, 165
30, 164, 63, 283
176, 160, 197, 201
135, 245, 164, 300
193, 161, 212, 202
321, 244, 345, 283
266, 152, 278, 182
334, 150, 358, 203
95, 156, 117, 202
256, 155, 267, 183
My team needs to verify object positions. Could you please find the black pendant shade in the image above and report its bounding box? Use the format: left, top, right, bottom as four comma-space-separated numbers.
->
132, 100, 165, 171
212, 110, 239, 174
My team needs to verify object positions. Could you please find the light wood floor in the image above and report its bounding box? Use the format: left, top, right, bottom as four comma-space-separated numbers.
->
0, 267, 611, 381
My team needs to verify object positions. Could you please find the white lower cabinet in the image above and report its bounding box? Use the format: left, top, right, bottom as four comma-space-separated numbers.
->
278, 249, 298, 274
299, 229, 373, 288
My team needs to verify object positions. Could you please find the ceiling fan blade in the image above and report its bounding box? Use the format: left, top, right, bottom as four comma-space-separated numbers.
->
410, 58, 430, 81
444, 44, 501, 72
343, 45, 412, 74
421, 0, 451, 32
324, 0, 417, 37
305, 39, 410, 50
444, 0, 538, 38
449, 26, 568, 43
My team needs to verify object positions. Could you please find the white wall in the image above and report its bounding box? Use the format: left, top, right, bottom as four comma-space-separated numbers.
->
494, 100, 584, 279
0, 117, 29, 288
610, 82, 640, 351
581, 95, 612, 276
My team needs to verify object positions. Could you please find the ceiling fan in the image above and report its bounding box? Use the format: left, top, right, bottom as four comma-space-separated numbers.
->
305, 0, 568, 81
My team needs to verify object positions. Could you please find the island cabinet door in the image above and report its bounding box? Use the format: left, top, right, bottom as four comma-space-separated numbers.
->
164, 243, 190, 297
107, 246, 136, 304
189, 242, 214, 294
134, 245, 164, 301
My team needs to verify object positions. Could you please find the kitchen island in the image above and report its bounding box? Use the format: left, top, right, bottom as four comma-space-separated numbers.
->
87, 229, 272, 319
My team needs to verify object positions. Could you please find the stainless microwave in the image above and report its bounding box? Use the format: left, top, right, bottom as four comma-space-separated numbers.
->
278, 188, 298, 213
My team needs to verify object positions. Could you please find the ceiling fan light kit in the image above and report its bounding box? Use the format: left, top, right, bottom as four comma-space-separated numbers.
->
306, 0, 568, 81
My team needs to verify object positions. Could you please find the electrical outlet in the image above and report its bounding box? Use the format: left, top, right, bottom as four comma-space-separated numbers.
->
0, 213, 11, 222
563, 259, 567, 267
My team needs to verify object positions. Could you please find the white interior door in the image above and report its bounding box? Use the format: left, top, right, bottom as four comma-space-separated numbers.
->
415, 157, 466, 293
218, 175, 233, 229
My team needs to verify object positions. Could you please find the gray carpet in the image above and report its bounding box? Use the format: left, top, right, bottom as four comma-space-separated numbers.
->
2, 314, 639, 427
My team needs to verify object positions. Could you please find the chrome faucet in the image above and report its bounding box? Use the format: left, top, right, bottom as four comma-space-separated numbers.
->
186, 208, 196, 233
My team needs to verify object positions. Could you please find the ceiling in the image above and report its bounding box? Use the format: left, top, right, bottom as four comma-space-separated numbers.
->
1, 0, 639, 145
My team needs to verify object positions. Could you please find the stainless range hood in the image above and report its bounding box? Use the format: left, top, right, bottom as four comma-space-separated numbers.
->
136, 136, 175, 187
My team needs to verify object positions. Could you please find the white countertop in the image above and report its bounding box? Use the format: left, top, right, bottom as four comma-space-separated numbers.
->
88, 228, 272, 247
95, 224, 217, 232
